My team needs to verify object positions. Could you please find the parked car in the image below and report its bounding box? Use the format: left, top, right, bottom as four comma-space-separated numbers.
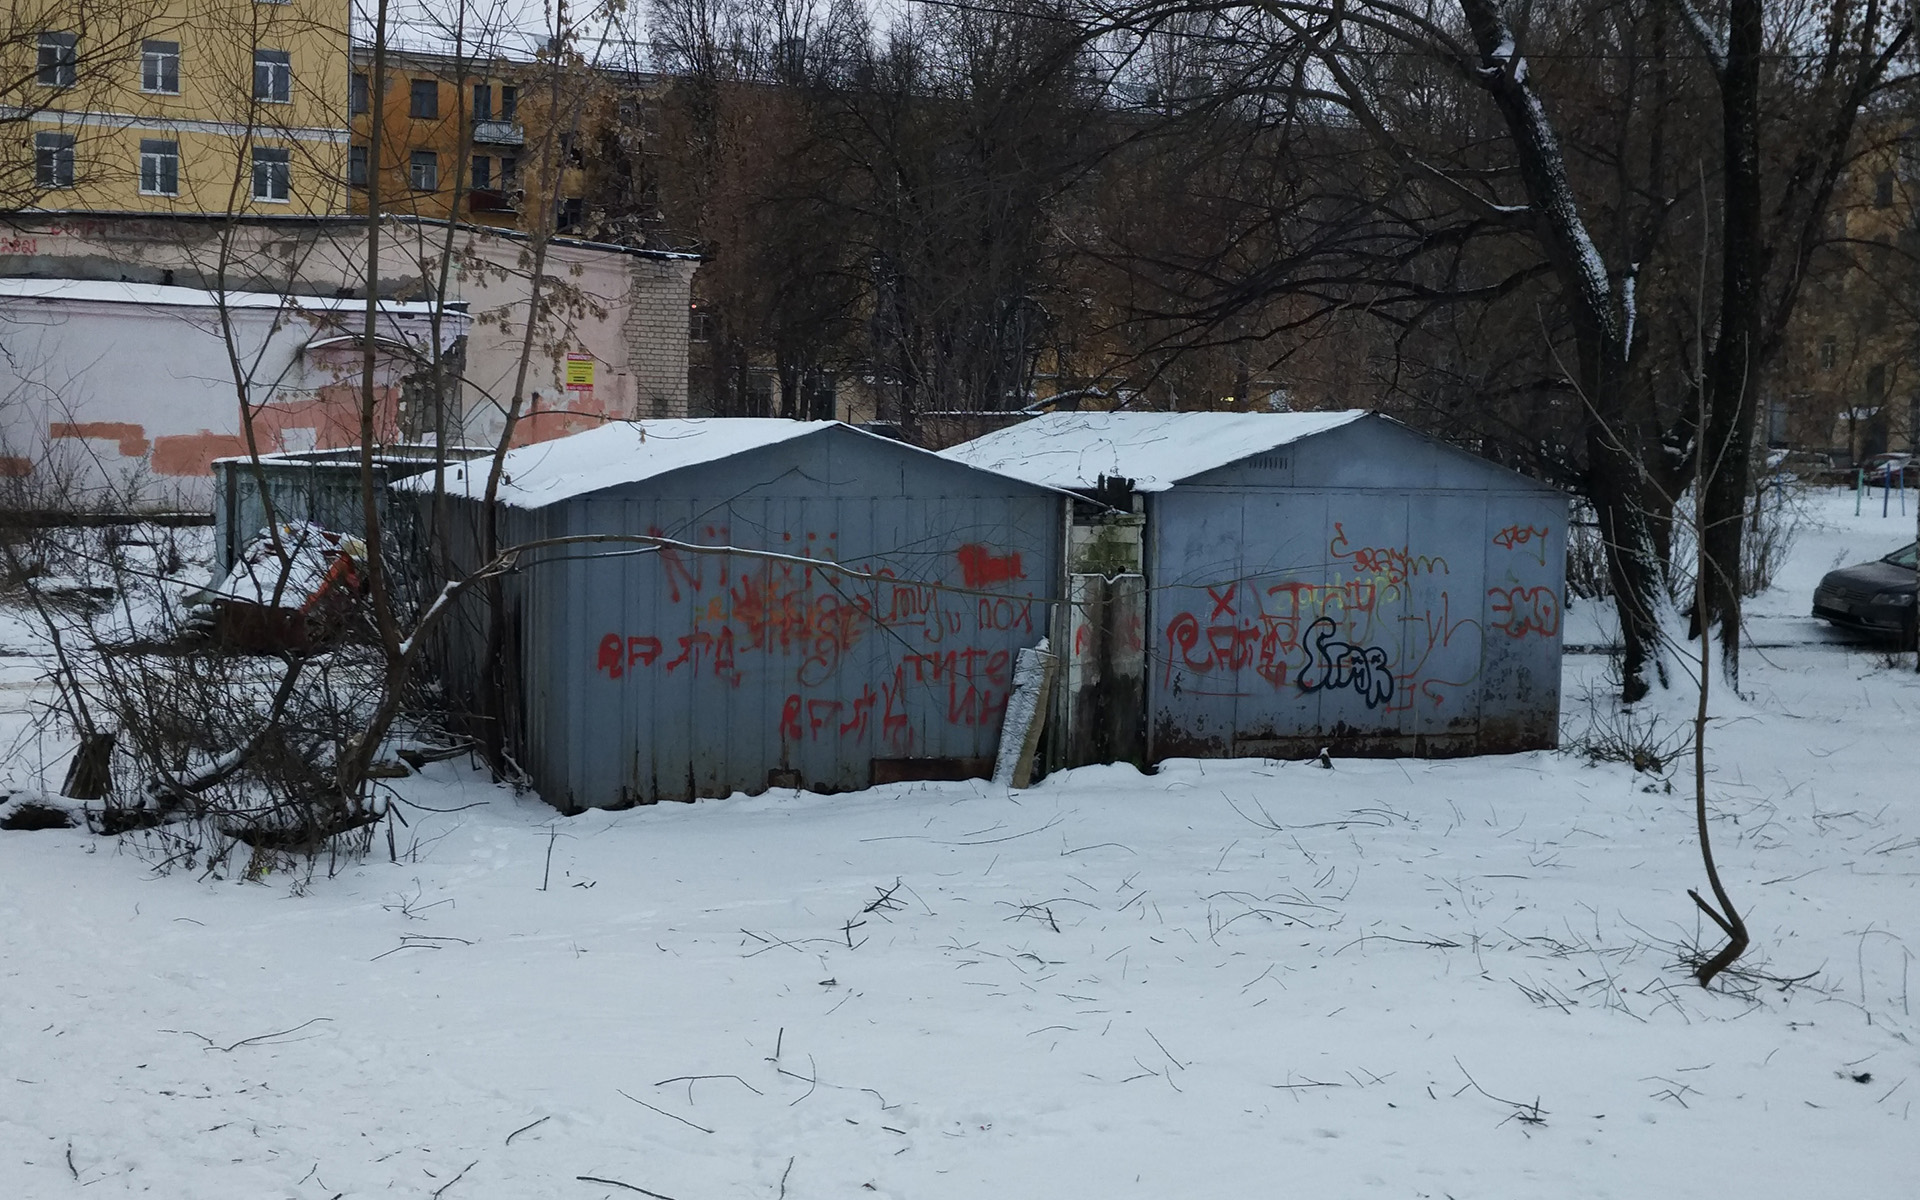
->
1812, 542, 1918, 644
1863, 453, 1916, 486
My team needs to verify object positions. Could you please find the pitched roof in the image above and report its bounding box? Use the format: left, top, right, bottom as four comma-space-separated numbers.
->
941, 410, 1369, 492
412, 420, 844, 508
0, 276, 448, 316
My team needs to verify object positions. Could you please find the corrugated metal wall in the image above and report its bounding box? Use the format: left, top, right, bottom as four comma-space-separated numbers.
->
1146, 419, 1567, 759
437, 428, 1064, 809
212, 450, 481, 573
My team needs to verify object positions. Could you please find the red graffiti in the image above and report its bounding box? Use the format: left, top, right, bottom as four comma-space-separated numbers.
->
1165, 611, 1291, 688
597, 633, 664, 678
592, 534, 1042, 753
1488, 586, 1560, 639
901, 648, 1012, 688
1207, 583, 1238, 619
664, 627, 739, 680
976, 597, 1034, 632
1492, 524, 1550, 550
957, 544, 1025, 588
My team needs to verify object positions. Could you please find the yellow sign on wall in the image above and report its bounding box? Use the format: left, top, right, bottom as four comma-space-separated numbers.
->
565, 353, 595, 391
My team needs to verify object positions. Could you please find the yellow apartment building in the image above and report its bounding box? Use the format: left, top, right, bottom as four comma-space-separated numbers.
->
346, 43, 604, 234
7, 0, 350, 217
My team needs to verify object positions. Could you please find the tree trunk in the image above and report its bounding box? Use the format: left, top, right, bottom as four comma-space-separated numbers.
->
1696, 0, 1764, 688
1588, 426, 1670, 701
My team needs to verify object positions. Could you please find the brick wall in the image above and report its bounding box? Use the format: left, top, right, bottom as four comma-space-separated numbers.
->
624, 256, 698, 418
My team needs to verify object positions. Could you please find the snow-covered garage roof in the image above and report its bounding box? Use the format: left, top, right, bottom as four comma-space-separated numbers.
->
414, 420, 843, 508
941, 410, 1368, 492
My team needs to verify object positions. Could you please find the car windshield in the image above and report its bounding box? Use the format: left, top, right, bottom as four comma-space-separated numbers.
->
1882, 543, 1919, 570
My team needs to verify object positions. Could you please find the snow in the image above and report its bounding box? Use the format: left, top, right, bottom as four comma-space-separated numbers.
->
3, 489, 1919, 1197
0, 277, 448, 317
197, 523, 367, 610
403, 419, 1059, 510
403, 419, 841, 508
942, 411, 1369, 492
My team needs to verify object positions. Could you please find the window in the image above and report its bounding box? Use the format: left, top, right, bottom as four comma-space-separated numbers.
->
499, 85, 517, 122
472, 83, 492, 121
688, 306, 711, 342
1876, 172, 1896, 208
252, 147, 291, 201
1867, 362, 1888, 399
1767, 395, 1792, 447
1820, 336, 1839, 372
347, 144, 368, 188
141, 40, 179, 93
38, 33, 78, 87
409, 149, 437, 190
499, 155, 518, 190
349, 72, 368, 115
747, 371, 774, 412
139, 139, 179, 195
471, 155, 491, 190
253, 50, 291, 103
409, 78, 438, 119
556, 196, 583, 230
34, 132, 75, 188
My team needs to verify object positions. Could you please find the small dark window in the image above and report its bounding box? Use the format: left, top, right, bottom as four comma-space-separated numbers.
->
472, 83, 492, 121
1767, 396, 1792, 446
347, 144, 368, 188
254, 50, 292, 103
141, 40, 179, 93
38, 33, 78, 87
252, 147, 291, 201
556, 196, 583, 230
689, 306, 712, 342
1867, 362, 1888, 399
499, 85, 517, 122
409, 78, 438, 119
499, 155, 518, 189
1876, 172, 1896, 208
349, 72, 368, 114
747, 371, 774, 412
1820, 336, 1839, 372
34, 132, 75, 188
471, 154, 491, 190
409, 149, 438, 191
139, 138, 179, 195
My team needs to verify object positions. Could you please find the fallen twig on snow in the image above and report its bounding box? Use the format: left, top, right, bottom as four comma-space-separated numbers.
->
431, 1159, 478, 1198
653, 1074, 764, 1103
1452, 1058, 1547, 1128
164, 1016, 331, 1052
576, 1176, 680, 1199
618, 1089, 714, 1134
505, 1115, 550, 1146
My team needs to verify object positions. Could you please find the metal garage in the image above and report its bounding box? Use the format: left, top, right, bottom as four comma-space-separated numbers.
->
418, 420, 1066, 809
945, 411, 1568, 760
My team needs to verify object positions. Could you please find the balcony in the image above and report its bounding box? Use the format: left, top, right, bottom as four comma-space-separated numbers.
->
467, 188, 518, 215
472, 119, 524, 146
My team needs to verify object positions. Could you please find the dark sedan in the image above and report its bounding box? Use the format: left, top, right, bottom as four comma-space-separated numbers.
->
1813, 542, 1918, 643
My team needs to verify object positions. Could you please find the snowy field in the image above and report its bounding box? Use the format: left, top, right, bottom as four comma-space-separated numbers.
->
3, 489, 1918, 1198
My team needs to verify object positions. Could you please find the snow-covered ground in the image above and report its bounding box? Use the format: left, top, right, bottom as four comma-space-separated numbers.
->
2, 491, 1917, 1198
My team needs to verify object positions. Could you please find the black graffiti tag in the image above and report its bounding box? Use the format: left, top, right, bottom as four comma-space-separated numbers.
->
1294, 617, 1393, 708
